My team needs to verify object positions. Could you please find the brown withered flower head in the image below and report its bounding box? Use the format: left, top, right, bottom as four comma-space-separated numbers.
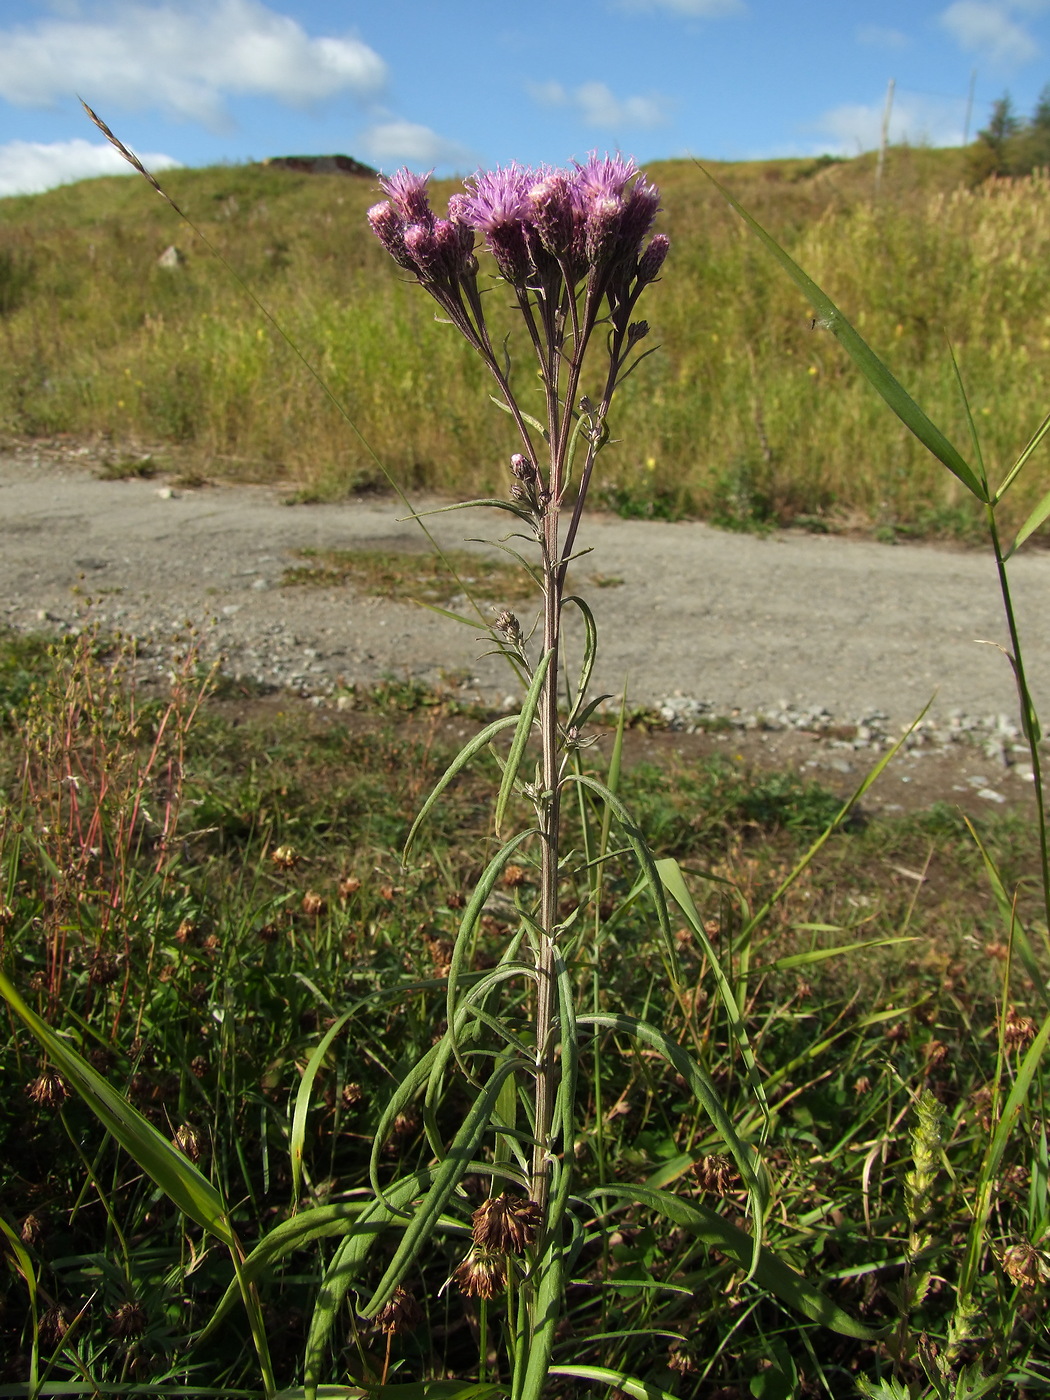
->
109, 1299, 148, 1340
471, 1192, 543, 1254
1002, 1241, 1046, 1293
301, 891, 327, 917
1005, 1008, 1037, 1054
26, 1068, 70, 1111
453, 1248, 508, 1300
271, 844, 299, 870
172, 1122, 204, 1162
692, 1153, 738, 1196
372, 1285, 423, 1335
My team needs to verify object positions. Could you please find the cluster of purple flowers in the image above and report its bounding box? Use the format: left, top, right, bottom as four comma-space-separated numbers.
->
368, 154, 668, 304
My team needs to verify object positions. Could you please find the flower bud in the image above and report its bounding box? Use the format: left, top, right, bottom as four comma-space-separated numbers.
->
637, 233, 670, 285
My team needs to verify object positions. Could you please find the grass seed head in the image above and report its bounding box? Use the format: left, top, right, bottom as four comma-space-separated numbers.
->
1002, 1241, 1046, 1292
301, 890, 326, 916
692, 1153, 739, 1196
1005, 1008, 1037, 1053
172, 1122, 204, 1162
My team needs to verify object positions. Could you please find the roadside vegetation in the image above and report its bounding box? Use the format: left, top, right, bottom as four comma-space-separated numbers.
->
1, 629, 1047, 1395
2, 143, 1050, 538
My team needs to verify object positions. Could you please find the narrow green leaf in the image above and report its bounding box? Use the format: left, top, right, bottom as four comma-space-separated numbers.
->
996, 404, 1050, 505
549, 1366, 680, 1400
405, 715, 521, 856
765, 935, 916, 973
1008, 484, 1050, 557
700, 165, 986, 502
590, 1184, 879, 1340
0, 967, 235, 1248
359, 1058, 520, 1318
658, 858, 769, 1132
489, 396, 547, 439
292, 1011, 354, 1202
580, 1012, 768, 1274
564, 774, 677, 978
562, 595, 598, 725
495, 649, 553, 835
402, 496, 539, 525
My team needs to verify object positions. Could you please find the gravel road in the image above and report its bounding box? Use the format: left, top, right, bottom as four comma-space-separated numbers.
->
4, 439, 1049, 811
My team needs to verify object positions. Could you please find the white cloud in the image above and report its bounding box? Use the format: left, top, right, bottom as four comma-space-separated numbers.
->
0, 0, 387, 130
857, 24, 910, 48
939, 1, 1044, 67
809, 91, 968, 153
359, 121, 474, 171
527, 79, 670, 129
0, 137, 180, 198
616, 0, 745, 15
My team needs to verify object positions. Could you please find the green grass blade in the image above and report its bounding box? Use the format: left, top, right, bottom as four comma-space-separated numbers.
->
657, 857, 769, 1134
404, 715, 520, 856
0, 1213, 39, 1394
291, 1010, 354, 1202
580, 1012, 768, 1273
588, 1185, 879, 1341
0, 966, 235, 1248
1007, 484, 1050, 558
564, 774, 677, 979
495, 649, 553, 836
549, 1365, 683, 1400
699, 164, 986, 502
995, 404, 1050, 505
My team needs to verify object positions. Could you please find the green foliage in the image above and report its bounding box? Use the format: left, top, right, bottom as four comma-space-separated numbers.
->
971, 86, 1050, 180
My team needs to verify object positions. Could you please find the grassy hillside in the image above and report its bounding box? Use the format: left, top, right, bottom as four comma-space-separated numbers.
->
1, 145, 1048, 536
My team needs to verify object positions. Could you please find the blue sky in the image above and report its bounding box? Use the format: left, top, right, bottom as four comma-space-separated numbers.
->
1, 0, 1049, 197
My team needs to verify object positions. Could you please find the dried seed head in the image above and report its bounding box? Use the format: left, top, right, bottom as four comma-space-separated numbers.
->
454, 1248, 507, 1299
1005, 1008, 1037, 1053
342, 1081, 364, 1109
39, 1305, 71, 1346
301, 891, 327, 917
26, 1068, 70, 1111
0, 902, 16, 929
172, 1122, 204, 1162
854, 1075, 872, 1095
271, 844, 299, 870
338, 875, 362, 899
372, 1285, 423, 1335
667, 1340, 699, 1375
502, 864, 528, 888
1002, 1241, 1046, 1292
692, 1153, 738, 1196
471, 1193, 543, 1253
20, 1212, 45, 1246
109, 1299, 148, 1339
174, 918, 198, 944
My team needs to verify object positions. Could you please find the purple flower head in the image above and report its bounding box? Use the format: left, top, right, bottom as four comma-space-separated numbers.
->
525, 170, 578, 263
572, 153, 639, 206
379, 168, 436, 230
368, 201, 417, 272
462, 163, 536, 286
619, 176, 661, 252
403, 223, 442, 280
637, 232, 670, 285
463, 163, 534, 231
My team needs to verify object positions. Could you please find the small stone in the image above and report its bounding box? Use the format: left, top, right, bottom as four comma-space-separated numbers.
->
977, 788, 1007, 804
156, 487, 176, 500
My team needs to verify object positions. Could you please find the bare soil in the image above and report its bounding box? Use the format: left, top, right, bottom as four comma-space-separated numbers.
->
4, 437, 1049, 817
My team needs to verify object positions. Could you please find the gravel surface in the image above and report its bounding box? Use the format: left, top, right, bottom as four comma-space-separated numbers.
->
4, 438, 1049, 813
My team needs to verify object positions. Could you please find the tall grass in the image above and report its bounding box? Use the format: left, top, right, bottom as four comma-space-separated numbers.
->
2, 147, 1049, 535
